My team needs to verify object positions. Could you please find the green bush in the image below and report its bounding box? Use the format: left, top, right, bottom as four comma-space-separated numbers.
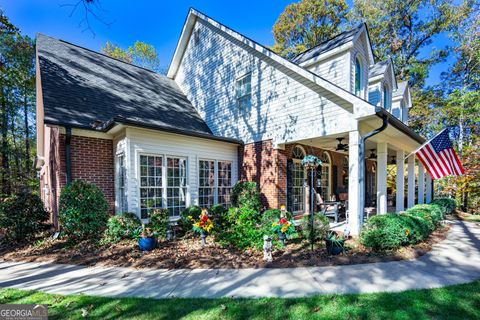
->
209, 204, 229, 235
103, 212, 141, 243
230, 181, 262, 211
148, 209, 170, 239
360, 214, 408, 250
216, 207, 263, 250
59, 180, 109, 239
0, 192, 49, 240
431, 198, 456, 214
361, 201, 452, 251
299, 213, 330, 243
179, 206, 202, 233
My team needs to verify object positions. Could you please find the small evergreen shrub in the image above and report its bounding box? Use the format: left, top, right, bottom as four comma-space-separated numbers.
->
0, 192, 49, 240
103, 212, 141, 243
59, 180, 109, 239
148, 209, 170, 239
230, 181, 262, 211
299, 213, 330, 243
431, 198, 456, 214
216, 207, 263, 249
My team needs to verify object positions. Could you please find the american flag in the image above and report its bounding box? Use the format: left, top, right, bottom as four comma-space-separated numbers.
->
415, 129, 465, 180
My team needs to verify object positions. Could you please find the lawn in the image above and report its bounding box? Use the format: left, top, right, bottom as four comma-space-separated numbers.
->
1, 281, 479, 319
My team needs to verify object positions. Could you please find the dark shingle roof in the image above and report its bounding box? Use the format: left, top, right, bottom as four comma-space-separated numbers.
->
369, 60, 390, 78
292, 24, 364, 64
37, 34, 238, 142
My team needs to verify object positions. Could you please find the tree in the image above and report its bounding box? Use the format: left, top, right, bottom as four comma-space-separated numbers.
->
272, 0, 349, 59
101, 40, 163, 73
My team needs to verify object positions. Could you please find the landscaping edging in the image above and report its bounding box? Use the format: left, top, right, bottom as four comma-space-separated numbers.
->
1, 220, 479, 298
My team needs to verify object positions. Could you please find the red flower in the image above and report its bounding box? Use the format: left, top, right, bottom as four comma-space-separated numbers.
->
279, 218, 287, 224
201, 214, 209, 222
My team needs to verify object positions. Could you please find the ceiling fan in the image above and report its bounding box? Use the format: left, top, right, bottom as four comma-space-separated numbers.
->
335, 138, 349, 151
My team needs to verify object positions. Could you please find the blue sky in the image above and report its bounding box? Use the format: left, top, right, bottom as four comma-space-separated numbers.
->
3, 0, 451, 86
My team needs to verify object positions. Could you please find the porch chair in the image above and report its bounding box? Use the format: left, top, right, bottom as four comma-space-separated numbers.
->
316, 193, 340, 223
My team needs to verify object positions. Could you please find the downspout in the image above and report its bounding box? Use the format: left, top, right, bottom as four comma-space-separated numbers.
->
65, 127, 72, 185
357, 112, 389, 225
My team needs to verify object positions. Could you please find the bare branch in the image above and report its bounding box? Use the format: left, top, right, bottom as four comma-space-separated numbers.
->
59, 0, 114, 37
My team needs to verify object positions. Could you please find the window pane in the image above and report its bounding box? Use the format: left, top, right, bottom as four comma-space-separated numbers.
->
218, 161, 232, 207
166, 157, 187, 217
199, 160, 215, 208
139, 155, 163, 219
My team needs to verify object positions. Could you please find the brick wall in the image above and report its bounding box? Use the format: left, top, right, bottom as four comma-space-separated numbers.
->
59, 134, 115, 212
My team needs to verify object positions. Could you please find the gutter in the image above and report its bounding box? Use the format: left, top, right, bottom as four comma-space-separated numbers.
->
65, 126, 72, 184
375, 108, 425, 144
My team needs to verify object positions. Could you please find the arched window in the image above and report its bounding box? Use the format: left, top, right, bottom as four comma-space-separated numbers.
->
383, 84, 390, 111
291, 146, 306, 213
319, 152, 331, 201
354, 58, 362, 96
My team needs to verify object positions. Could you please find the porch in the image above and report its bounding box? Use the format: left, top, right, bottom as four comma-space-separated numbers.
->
279, 116, 430, 235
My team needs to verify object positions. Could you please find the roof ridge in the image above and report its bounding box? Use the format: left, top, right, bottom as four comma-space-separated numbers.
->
36, 33, 166, 77
292, 23, 365, 61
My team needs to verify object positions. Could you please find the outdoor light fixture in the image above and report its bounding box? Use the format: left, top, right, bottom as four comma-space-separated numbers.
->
368, 149, 377, 159
390, 156, 396, 165
301, 155, 322, 251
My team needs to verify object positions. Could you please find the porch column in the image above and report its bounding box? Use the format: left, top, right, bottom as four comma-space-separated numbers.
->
348, 130, 364, 235
407, 155, 416, 208
426, 173, 432, 203
418, 162, 425, 204
376, 142, 388, 215
396, 150, 405, 212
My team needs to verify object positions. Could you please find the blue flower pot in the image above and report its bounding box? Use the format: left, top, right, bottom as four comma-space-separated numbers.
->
138, 237, 156, 251
325, 239, 345, 255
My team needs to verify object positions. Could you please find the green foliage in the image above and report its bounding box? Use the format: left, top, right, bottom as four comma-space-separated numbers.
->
431, 198, 456, 214
299, 213, 330, 243
209, 204, 229, 235
272, 0, 349, 58
147, 209, 170, 239
360, 201, 452, 251
230, 181, 262, 211
101, 40, 163, 73
103, 212, 141, 244
215, 207, 263, 250
58, 180, 109, 240
179, 206, 202, 233
0, 192, 49, 240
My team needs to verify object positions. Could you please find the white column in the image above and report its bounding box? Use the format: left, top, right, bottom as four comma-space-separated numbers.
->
418, 162, 425, 204
426, 173, 432, 203
396, 150, 405, 212
348, 130, 364, 235
407, 155, 416, 208
376, 142, 388, 214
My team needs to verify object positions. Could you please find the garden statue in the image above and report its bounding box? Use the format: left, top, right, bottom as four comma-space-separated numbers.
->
263, 235, 273, 262
280, 204, 287, 218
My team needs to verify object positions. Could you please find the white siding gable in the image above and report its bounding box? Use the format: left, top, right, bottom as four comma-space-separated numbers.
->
305, 52, 349, 90
174, 18, 360, 146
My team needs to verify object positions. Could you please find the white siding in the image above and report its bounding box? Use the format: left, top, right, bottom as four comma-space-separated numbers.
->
175, 19, 356, 146
350, 32, 370, 100
368, 80, 382, 106
306, 52, 348, 90
124, 127, 238, 219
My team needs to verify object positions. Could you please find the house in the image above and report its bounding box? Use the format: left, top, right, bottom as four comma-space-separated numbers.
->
36, 8, 431, 235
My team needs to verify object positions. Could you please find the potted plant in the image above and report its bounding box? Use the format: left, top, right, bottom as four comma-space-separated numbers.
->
325, 231, 345, 255
191, 209, 214, 247
136, 224, 157, 251
271, 217, 295, 246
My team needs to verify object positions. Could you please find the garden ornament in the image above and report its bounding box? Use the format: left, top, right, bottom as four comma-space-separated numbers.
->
263, 235, 273, 262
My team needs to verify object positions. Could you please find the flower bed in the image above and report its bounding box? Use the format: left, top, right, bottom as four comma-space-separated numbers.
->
360, 198, 455, 251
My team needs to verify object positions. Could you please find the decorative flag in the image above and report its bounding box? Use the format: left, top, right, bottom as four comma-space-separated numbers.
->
415, 129, 465, 180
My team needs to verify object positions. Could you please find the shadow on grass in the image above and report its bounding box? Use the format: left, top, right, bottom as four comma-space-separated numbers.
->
1, 281, 479, 319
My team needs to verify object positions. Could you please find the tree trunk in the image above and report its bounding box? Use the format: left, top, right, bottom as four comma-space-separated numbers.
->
24, 84, 30, 179
1, 90, 10, 195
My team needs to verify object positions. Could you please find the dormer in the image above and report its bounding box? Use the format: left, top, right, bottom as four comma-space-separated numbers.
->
392, 81, 411, 123
292, 24, 374, 97
368, 59, 397, 112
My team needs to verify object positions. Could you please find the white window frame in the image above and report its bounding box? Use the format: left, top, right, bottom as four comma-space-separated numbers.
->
383, 83, 391, 111
138, 152, 189, 220
291, 145, 306, 214
320, 151, 332, 201
235, 73, 252, 109
354, 56, 363, 97
197, 158, 233, 208
116, 152, 127, 213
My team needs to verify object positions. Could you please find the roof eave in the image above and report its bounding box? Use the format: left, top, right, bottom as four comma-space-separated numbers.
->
375, 108, 425, 144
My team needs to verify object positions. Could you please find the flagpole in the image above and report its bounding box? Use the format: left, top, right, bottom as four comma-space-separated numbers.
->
403, 128, 448, 161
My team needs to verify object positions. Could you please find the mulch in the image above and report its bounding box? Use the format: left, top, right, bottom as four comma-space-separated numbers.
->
0, 222, 450, 270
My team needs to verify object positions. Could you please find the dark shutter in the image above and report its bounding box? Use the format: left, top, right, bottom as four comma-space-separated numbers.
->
287, 159, 293, 212
332, 165, 338, 199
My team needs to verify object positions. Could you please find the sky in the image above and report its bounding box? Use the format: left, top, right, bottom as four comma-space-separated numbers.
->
3, 0, 452, 87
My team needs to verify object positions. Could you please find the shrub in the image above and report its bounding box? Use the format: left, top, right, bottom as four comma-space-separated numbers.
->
103, 212, 141, 243
59, 180, 109, 239
360, 214, 408, 250
230, 181, 262, 211
299, 213, 330, 243
179, 206, 202, 233
209, 204, 229, 235
216, 207, 263, 249
148, 209, 170, 239
0, 192, 49, 240
431, 198, 456, 214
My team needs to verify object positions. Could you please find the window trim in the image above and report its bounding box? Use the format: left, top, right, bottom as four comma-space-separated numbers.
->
320, 151, 332, 201
197, 158, 233, 208
137, 152, 189, 221
116, 152, 127, 213
235, 72, 252, 109
383, 83, 391, 111
354, 56, 362, 97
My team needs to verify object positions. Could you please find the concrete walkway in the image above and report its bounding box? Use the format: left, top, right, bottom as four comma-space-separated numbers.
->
1, 220, 479, 299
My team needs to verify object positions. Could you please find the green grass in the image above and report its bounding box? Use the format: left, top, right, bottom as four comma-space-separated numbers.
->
463, 214, 480, 223
1, 281, 480, 319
